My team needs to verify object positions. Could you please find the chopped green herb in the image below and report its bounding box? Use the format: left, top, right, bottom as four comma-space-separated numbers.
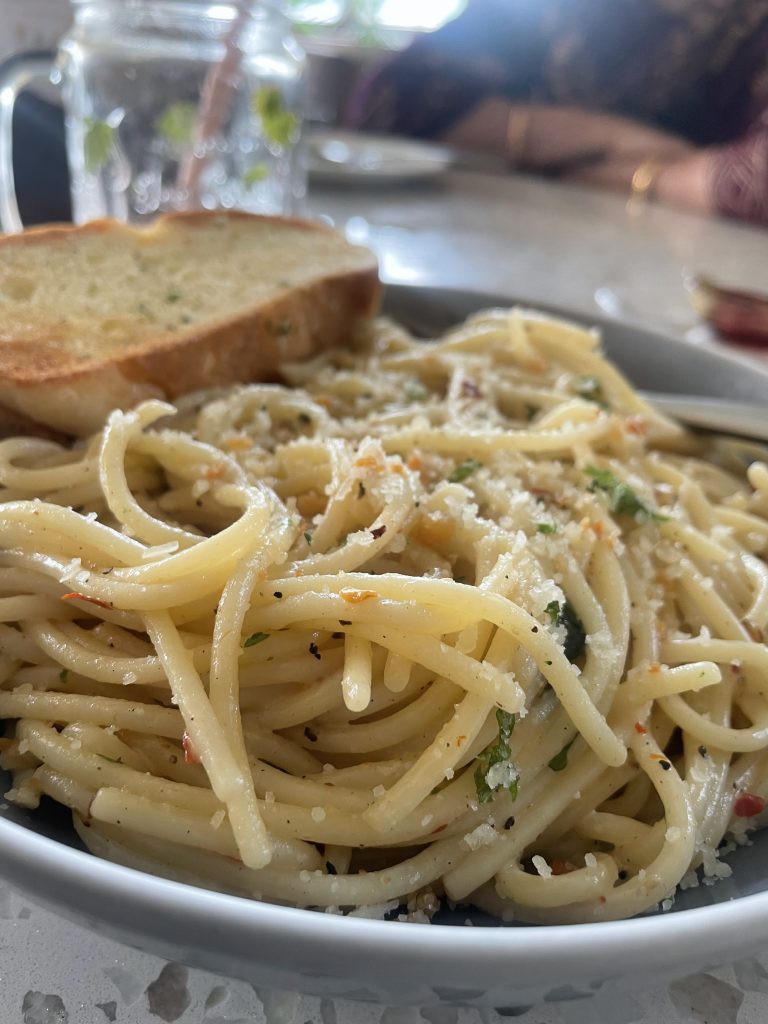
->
404, 381, 428, 403
165, 290, 181, 303
243, 162, 269, 188
574, 375, 609, 410
251, 87, 298, 147
244, 631, 270, 648
525, 404, 538, 421
544, 600, 587, 661
304, 531, 312, 545
584, 465, 667, 522
559, 600, 587, 661
59, 669, 69, 682
156, 101, 197, 147
297, 412, 311, 425
474, 709, 518, 804
357, 481, 366, 499
548, 736, 576, 771
545, 600, 560, 625
536, 522, 558, 535
84, 118, 114, 174
448, 458, 482, 484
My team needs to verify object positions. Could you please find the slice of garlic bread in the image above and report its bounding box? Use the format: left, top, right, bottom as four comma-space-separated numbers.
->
0, 211, 380, 435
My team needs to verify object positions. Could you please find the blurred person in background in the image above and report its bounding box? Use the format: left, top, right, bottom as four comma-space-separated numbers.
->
347, 0, 768, 227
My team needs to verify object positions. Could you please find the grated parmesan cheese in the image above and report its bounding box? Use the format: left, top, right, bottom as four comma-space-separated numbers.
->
463, 823, 498, 850
532, 855, 553, 879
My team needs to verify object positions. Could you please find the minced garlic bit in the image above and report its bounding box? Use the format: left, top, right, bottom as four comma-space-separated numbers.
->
463, 822, 498, 851
340, 588, 378, 604
532, 854, 553, 879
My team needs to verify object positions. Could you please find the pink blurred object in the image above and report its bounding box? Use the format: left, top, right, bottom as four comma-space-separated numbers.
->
689, 275, 768, 348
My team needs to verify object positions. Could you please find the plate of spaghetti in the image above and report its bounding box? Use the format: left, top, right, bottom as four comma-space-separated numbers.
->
1, 285, 767, 1007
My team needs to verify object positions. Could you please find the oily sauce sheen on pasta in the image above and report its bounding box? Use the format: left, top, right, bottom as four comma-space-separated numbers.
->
0, 308, 767, 924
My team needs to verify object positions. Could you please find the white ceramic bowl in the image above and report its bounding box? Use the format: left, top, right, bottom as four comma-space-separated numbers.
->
2, 285, 768, 1009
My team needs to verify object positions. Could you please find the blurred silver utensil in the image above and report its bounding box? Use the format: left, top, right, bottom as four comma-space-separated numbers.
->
642, 392, 768, 442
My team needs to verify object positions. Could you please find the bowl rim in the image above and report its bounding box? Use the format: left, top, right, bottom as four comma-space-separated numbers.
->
3, 810, 768, 966
3, 282, 768, 987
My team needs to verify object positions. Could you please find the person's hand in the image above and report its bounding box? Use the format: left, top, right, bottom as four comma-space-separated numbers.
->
441, 98, 693, 173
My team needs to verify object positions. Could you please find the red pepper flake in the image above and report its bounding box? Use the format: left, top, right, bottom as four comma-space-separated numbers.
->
634, 722, 647, 734
182, 732, 201, 765
354, 455, 383, 471
550, 860, 573, 876
370, 525, 387, 540
460, 379, 482, 399
340, 588, 377, 604
61, 592, 112, 609
734, 792, 765, 818
624, 415, 647, 436
648, 662, 661, 674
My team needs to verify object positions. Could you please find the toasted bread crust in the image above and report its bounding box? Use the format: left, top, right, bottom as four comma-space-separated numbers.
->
0, 211, 380, 435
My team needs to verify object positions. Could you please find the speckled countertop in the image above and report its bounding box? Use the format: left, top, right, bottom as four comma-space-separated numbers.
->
3, 170, 768, 1024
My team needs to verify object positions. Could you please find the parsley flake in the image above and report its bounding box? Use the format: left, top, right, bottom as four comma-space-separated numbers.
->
536, 522, 558, 535
244, 631, 270, 648
545, 600, 560, 625
448, 458, 482, 484
574, 375, 609, 410
474, 709, 519, 804
404, 381, 428, 403
544, 600, 586, 661
584, 465, 667, 522
548, 737, 576, 772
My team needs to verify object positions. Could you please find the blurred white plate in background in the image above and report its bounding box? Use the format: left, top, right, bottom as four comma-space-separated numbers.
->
307, 129, 453, 184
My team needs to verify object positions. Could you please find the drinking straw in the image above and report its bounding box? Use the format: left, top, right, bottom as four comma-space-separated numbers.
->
176, 1, 250, 202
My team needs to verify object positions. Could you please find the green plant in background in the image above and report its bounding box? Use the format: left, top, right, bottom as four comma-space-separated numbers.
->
280, 0, 467, 43
84, 118, 114, 174
251, 87, 298, 147
156, 102, 198, 147
280, 0, 386, 45
243, 163, 269, 189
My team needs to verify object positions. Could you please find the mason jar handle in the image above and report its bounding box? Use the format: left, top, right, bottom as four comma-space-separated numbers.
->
0, 51, 57, 234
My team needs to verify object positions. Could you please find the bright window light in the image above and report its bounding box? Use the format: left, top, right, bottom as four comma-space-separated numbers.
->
373, 0, 465, 30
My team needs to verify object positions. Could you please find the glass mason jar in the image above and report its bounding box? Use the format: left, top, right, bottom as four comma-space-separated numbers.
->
0, 1, 307, 231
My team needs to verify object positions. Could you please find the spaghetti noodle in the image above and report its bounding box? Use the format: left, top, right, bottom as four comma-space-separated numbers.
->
0, 307, 767, 924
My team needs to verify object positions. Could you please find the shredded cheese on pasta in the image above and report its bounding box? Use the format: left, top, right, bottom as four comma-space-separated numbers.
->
0, 308, 767, 924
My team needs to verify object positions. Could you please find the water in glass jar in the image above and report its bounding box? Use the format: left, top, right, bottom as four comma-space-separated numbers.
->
57, 5, 306, 224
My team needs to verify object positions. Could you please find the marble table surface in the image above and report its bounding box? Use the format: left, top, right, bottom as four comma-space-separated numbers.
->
3, 169, 768, 1024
